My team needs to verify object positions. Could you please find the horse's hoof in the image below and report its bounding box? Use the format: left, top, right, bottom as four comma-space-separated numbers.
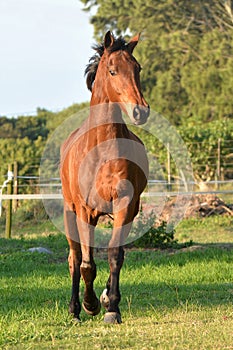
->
104, 312, 122, 324
69, 302, 81, 318
100, 288, 109, 309
82, 299, 101, 316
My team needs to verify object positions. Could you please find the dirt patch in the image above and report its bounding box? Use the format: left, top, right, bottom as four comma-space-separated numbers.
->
141, 194, 233, 225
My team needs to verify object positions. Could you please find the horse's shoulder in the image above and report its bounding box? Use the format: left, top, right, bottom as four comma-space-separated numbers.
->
61, 128, 80, 155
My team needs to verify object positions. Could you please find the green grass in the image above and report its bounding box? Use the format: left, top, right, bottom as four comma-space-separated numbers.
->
176, 215, 233, 244
0, 216, 233, 349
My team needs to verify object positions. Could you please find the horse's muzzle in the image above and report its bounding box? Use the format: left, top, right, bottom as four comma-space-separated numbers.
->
133, 104, 150, 125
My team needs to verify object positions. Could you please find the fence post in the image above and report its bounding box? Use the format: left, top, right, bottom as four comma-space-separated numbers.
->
216, 138, 221, 190
13, 161, 18, 212
167, 143, 171, 191
5, 164, 13, 239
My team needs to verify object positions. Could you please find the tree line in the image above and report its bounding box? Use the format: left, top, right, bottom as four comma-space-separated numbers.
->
0, 104, 88, 186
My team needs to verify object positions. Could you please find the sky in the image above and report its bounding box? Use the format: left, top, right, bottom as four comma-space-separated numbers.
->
0, 0, 95, 117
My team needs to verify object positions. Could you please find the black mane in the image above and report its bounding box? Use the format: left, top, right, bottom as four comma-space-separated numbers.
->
85, 35, 127, 91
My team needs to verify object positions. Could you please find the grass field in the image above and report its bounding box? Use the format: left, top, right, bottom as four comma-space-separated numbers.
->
0, 215, 233, 349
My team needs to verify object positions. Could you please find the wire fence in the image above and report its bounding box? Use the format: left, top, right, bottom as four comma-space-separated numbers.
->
0, 137, 232, 203
1, 176, 232, 238
1, 178, 233, 199
1, 139, 232, 182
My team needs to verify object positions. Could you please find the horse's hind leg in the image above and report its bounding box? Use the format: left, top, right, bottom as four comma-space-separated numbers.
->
64, 202, 82, 320
76, 216, 101, 317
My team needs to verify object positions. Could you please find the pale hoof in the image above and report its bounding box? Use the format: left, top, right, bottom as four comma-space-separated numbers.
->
82, 299, 101, 316
104, 312, 122, 324
100, 288, 109, 309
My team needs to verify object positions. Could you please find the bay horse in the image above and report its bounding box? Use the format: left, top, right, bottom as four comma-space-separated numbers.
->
60, 31, 149, 324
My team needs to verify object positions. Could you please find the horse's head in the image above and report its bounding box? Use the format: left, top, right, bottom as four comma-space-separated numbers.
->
86, 31, 150, 125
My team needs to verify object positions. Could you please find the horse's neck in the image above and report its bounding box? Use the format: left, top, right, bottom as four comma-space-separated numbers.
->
90, 86, 126, 134
88, 102, 129, 141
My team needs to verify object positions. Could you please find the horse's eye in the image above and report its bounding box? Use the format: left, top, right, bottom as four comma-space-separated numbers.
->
109, 70, 117, 76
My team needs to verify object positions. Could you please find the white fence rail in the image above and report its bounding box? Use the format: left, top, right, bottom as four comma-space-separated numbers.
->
0, 190, 233, 201
1, 180, 232, 238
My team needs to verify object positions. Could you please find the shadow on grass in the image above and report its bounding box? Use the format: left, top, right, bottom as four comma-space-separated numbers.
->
1, 236, 233, 278
1, 235, 233, 317
1, 280, 232, 318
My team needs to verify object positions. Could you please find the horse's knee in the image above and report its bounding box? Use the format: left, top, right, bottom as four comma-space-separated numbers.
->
80, 261, 97, 283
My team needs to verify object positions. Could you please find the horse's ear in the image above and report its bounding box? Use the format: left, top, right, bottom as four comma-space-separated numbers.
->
127, 33, 140, 53
104, 31, 115, 49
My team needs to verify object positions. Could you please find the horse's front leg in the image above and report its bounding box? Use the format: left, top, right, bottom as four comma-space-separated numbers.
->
76, 216, 101, 317
102, 211, 133, 324
64, 203, 82, 320
67, 240, 82, 320
103, 244, 125, 324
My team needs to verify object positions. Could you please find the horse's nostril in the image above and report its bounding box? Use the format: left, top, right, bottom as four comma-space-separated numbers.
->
133, 105, 150, 122
133, 106, 141, 120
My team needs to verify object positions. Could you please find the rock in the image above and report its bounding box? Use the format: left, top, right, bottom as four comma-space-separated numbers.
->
27, 247, 52, 254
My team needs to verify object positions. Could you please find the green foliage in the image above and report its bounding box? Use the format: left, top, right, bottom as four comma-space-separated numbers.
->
13, 200, 48, 223
133, 221, 177, 249
0, 115, 49, 140
0, 137, 45, 187
0, 103, 89, 186
180, 29, 233, 121
130, 210, 177, 248
179, 118, 233, 180
45, 102, 88, 134
0, 103, 89, 141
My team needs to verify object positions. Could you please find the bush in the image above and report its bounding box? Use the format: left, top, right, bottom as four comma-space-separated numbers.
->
133, 221, 177, 249
130, 210, 177, 249
14, 200, 48, 223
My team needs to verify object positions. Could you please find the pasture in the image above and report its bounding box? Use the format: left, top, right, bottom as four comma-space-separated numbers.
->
0, 215, 233, 349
